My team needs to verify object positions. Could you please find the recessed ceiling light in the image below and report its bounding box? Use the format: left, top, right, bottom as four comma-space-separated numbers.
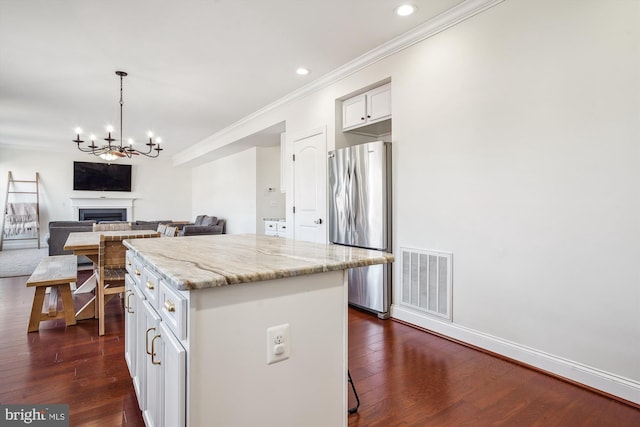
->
395, 4, 417, 16
296, 67, 310, 76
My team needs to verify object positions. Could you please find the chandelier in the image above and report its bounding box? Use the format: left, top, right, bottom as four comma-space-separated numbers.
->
73, 71, 163, 161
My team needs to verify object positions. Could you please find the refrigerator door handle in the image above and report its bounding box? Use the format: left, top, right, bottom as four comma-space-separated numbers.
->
346, 163, 353, 241
351, 159, 360, 243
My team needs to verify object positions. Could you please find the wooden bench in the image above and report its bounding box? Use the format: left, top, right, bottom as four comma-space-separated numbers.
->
26, 255, 77, 332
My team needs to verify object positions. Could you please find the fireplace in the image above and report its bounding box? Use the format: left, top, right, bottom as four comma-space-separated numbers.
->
70, 197, 135, 221
79, 208, 127, 222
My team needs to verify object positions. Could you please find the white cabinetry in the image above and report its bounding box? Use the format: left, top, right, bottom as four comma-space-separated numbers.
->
342, 83, 391, 131
124, 276, 136, 377
158, 321, 186, 427
264, 219, 287, 237
125, 251, 187, 427
124, 238, 352, 427
142, 299, 162, 427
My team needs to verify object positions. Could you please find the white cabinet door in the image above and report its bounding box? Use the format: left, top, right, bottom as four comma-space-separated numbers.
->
342, 94, 367, 129
124, 276, 136, 377
342, 84, 391, 131
159, 321, 186, 427
367, 84, 391, 123
133, 283, 147, 408
142, 299, 162, 427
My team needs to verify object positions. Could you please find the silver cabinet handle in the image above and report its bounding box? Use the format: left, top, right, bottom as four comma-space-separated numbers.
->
151, 335, 161, 365
125, 290, 134, 314
145, 327, 156, 355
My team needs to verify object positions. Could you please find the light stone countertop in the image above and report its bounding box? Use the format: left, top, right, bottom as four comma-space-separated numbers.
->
123, 233, 394, 291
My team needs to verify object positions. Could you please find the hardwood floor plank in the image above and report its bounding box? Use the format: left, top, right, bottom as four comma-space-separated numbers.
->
0, 274, 144, 426
346, 307, 640, 426
1, 274, 638, 426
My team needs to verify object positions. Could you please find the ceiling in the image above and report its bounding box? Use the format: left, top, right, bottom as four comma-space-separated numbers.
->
0, 0, 464, 158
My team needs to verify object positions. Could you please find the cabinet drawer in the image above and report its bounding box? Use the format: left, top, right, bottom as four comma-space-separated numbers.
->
159, 281, 188, 341
126, 251, 135, 275
264, 221, 277, 231
276, 223, 287, 232
142, 267, 161, 309
130, 256, 144, 286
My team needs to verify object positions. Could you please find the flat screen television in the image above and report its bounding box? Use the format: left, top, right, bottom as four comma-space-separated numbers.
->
73, 161, 132, 192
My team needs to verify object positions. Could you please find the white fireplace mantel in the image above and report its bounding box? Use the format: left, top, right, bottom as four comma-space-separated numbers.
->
70, 197, 136, 220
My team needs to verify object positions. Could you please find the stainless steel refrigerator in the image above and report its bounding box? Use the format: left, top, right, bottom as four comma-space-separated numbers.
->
328, 140, 391, 318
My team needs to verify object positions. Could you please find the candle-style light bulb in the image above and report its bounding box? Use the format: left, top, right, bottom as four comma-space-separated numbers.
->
127, 138, 134, 146
89, 134, 96, 142
73, 127, 84, 144
106, 125, 114, 133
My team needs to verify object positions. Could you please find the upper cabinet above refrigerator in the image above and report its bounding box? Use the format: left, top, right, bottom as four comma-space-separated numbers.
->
342, 83, 391, 135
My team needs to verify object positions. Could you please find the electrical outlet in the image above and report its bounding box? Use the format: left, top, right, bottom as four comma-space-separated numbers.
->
266, 324, 290, 365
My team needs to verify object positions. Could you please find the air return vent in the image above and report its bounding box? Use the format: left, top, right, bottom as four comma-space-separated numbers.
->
400, 248, 452, 320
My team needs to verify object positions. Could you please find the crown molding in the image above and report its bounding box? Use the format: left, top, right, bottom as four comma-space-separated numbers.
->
174, 0, 505, 166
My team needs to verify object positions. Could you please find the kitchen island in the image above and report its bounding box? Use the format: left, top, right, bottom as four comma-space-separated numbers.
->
123, 234, 393, 427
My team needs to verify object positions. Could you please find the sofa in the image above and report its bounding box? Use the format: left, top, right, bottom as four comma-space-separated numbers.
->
178, 215, 226, 236
47, 220, 96, 265
45, 217, 225, 261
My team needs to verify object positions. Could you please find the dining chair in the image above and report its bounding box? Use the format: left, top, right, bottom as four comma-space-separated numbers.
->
93, 222, 132, 232
157, 223, 167, 234
164, 225, 178, 237
96, 232, 160, 335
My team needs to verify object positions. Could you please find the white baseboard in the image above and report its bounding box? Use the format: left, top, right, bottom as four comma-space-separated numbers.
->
391, 304, 640, 405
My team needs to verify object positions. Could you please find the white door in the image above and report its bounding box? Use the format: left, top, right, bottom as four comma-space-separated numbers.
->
293, 128, 326, 243
142, 300, 162, 427
367, 83, 391, 122
124, 276, 136, 377
133, 284, 147, 407
342, 94, 367, 129
160, 321, 186, 427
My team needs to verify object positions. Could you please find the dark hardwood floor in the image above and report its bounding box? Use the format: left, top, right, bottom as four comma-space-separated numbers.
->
0, 272, 144, 426
1, 273, 639, 426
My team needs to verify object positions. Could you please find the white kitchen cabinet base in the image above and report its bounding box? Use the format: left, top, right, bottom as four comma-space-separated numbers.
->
124, 234, 393, 427
186, 270, 348, 427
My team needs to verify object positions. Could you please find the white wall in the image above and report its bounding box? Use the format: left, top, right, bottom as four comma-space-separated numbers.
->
255, 146, 286, 233
0, 147, 191, 247
187, 0, 639, 401
192, 147, 257, 234
189, 270, 346, 427
389, 0, 640, 396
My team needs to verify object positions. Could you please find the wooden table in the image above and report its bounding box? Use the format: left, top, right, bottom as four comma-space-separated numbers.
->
64, 230, 162, 320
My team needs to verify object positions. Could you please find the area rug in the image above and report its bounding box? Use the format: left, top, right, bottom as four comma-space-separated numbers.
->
0, 247, 48, 277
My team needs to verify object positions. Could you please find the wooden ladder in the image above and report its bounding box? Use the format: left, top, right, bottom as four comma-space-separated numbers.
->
0, 171, 41, 251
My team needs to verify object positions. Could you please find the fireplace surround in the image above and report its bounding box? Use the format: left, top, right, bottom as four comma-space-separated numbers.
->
70, 197, 135, 221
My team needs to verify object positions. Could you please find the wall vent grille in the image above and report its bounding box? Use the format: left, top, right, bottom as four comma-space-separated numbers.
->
400, 247, 452, 320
